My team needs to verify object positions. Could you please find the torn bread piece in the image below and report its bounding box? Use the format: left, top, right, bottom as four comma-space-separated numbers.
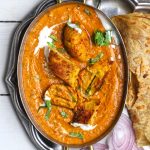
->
112, 12, 150, 146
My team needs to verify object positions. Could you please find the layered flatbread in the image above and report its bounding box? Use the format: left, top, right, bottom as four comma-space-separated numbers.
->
112, 12, 150, 146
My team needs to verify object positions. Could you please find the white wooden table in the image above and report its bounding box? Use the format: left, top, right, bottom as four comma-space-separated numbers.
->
0, 1, 43, 149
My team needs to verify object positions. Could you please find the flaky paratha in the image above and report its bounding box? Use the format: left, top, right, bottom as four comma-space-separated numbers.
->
112, 12, 150, 146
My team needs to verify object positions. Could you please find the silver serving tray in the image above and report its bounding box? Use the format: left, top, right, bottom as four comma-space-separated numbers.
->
5, 0, 150, 150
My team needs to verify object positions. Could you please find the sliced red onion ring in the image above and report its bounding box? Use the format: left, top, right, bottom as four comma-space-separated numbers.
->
107, 113, 140, 150
81, 114, 143, 150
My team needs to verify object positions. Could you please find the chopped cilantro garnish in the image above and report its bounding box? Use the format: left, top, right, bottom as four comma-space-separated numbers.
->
88, 52, 104, 65
69, 132, 83, 139
93, 30, 111, 46
85, 75, 96, 96
60, 111, 68, 118
57, 48, 66, 53
67, 89, 77, 102
49, 35, 57, 41
47, 42, 55, 49
84, 9, 91, 16
85, 86, 91, 96
38, 100, 52, 121
45, 100, 52, 120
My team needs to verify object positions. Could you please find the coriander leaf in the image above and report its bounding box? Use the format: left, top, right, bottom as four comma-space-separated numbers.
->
49, 35, 57, 41
77, 85, 81, 91
85, 86, 91, 96
47, 42, 55, 49
94, 30, 104, 46
46, 100, 51, 109
85, 75, 96, 96
71, 95, 76, 102
67, 89, 77, 102
38, 100, 52, 120
57, 48, 66, 53
45, 109, 51, 120
84, 9, 91, 16
69, 92, 77, 102
93, 30, 111, 46
45, 100, 52, 120
88, 52, 104, 65
69, 132, 83, 139
60, 111, 68, 118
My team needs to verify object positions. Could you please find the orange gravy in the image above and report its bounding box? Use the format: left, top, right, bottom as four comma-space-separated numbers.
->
21, 3, 124, 145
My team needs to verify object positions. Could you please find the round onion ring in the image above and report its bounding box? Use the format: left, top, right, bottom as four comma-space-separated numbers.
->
81, 114, 143, 150
107, 113, 143, 150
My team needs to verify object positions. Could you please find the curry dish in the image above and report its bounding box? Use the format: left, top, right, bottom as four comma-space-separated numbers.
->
20, 3, 124, 145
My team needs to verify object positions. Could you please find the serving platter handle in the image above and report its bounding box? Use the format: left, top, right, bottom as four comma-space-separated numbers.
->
57, 0, 87, 4
63, 145, 93, 150
83, 0, 87, 4
57, 0, 62, 3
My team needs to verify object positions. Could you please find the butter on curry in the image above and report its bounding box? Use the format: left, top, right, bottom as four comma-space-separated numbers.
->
20, 3, 124, 145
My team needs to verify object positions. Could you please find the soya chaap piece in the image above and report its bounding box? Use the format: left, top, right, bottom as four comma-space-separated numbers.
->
49, 49, 80, 89
63, 22, 91, 62
44, 84, 77, 109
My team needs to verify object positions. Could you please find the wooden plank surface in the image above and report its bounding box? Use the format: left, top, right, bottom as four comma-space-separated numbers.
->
0, 23, 19, 94
0, 0, 42, 21
0, 96, 36, 150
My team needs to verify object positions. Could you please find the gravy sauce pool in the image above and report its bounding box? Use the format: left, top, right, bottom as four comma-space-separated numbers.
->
21, 3, 124, 145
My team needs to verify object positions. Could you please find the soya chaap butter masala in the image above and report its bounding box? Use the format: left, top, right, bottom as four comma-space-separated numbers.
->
20, 3, 124, 145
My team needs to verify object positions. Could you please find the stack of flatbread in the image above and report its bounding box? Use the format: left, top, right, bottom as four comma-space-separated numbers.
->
112, 13, 150, 146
